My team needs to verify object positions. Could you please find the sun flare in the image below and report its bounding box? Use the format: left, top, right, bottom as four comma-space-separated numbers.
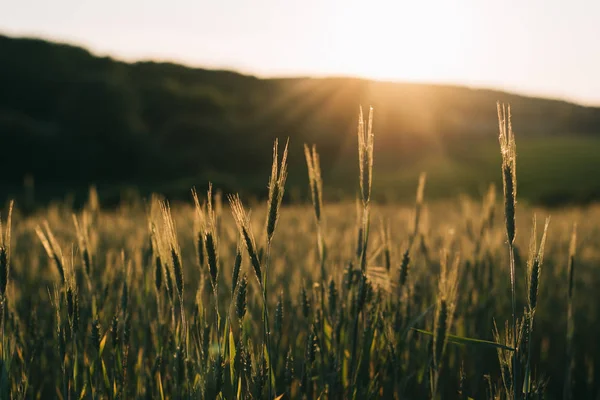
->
316, 1, 475, 83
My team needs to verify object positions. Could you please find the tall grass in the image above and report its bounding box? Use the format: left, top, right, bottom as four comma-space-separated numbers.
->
0, 104, 594, 399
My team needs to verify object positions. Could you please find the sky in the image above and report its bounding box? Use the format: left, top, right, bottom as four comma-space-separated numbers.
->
1, 0, 600, 105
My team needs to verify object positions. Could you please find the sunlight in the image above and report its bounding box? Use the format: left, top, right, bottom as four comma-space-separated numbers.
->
318, 0, 476, 83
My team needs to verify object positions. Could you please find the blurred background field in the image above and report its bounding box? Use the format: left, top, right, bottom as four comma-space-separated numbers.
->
2, 35, 600, 208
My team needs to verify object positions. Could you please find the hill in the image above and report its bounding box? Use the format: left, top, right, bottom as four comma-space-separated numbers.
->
2, 33, 600, 206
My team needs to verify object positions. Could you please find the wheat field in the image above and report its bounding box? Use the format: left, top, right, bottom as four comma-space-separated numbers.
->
0, 105, 598, 399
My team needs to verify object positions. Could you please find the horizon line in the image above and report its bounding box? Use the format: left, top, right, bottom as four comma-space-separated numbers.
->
3, 29, 599, 109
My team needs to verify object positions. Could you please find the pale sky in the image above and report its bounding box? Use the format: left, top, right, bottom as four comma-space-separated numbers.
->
1, 0, 599, 105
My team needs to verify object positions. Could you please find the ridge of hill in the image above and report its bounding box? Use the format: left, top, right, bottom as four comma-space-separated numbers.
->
2, 33, 600, 205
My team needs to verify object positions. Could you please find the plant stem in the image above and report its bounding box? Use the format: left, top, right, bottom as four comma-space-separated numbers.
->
263, 243, 275, 399
509, 244, 518, 400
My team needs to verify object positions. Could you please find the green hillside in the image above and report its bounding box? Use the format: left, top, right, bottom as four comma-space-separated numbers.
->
2, 33, 600, 206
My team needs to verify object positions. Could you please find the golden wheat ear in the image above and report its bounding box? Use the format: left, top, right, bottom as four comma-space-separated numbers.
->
229, 194, 262, 288
266, 138, 289, 244
357, 106, 374, 206
304, 143, 323, 223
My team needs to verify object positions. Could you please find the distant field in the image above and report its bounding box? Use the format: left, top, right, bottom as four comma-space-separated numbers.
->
325, 135, 600, 206
3, 135, 598, 211
4, 34, 600, 208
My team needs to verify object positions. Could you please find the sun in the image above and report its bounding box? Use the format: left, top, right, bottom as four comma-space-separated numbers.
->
316, 0, 475, 83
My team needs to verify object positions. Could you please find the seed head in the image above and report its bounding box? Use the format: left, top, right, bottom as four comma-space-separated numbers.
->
304, 144, 323, 223
497, 103, 517, 245
123, 313, 131, 345
73, 213, 93, 276
164, 263, 174, 302
66, 286, 75, 322
409, 173, 427, 245
266, 138, 289, 243
231, 241, 242, 296
192, 188, 207, 268
91, 318, 101, 353
157, 200, 184, 300
196, 232, 205, 270
171, 247, 184, 300
36, 222, 65, 282
154, 256, 163, 293
200, 184, 220, 292
399, 249, 410, 287
527, 215, 550, 313
236, 275, 248, 321
357, 106, 375, 206
229, 195, 262, 288
204, 232, 218, 290
327, 278, 337, 316
356, 273, 368, 313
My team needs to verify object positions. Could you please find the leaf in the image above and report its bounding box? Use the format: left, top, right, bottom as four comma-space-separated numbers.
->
221, 317, 230, 357
323, 320, 333, 350
157, 372, 165, 400
229, 327, 236, 386
99, 333, 108, 357
78, 384, 87, 400
401, 305, 435, 338
101, 359, 111, 392
523, 365, 532, 396
412, 329, 515, 352
73, 351, 79, 392
263, 342, 276, 390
